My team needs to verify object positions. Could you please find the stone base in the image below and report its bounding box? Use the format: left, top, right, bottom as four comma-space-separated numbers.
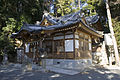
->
45, 59, 92, 70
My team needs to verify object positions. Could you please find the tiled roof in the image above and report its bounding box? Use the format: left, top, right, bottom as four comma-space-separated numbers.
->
11, 10, 101, 38
85, 15, 99, 25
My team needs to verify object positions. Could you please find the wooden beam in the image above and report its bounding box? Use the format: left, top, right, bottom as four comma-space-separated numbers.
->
79, 23, 103, 38
64, 32, 66, 59
52, 36, 54, 58
73, 29, 76, 59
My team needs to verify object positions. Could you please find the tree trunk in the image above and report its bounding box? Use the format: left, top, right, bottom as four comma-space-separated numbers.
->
78, 0, 80, 9
106, 0, 120, 66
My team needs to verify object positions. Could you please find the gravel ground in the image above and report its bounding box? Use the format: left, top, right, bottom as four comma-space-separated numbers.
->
0, 63, 120, 80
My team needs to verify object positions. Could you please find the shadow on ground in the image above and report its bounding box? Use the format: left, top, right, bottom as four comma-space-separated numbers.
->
0, 64, 120, 80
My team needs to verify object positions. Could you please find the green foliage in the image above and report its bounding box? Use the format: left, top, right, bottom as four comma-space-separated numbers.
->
113, 19, 120, 47
53, 0, 106, 17
0, 0, 46, 62
110, 0, 120, 47
55, 0, 74, 16
2, 18, 16, 33
53, 0, 88, 16
82, 0, 106, 17
0, 33, 15, 54
0, 0, 45, 30
0, 18, 16, 58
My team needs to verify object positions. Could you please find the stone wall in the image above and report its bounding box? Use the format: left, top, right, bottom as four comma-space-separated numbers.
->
92, 41, 108, 65
45, 59, 92, 70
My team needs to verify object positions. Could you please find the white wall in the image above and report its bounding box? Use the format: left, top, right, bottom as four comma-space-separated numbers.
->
75, 40, 79, 48
25, 43, 30, 52
65, 40, 73, 52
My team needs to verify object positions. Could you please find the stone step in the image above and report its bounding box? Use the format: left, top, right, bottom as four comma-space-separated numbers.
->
46, 66, 80, 75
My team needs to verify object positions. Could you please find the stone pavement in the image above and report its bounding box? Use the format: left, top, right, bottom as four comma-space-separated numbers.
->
0, 63, 120, 80
46, 65, 81, 75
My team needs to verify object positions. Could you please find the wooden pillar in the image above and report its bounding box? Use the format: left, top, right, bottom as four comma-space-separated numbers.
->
23, 41, 25, 64
52, 36, 54, 58
40, 40, 42, 48
73, 30, 76, 59
64, 32, 66, 59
